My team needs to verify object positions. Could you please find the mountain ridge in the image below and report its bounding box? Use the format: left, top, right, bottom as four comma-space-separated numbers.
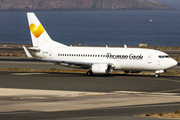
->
0, 0, 172, 10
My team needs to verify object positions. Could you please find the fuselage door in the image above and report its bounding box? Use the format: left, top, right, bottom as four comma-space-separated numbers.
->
147, 53, 153, 63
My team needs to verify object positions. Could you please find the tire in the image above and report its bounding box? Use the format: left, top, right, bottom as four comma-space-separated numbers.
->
87, 71, 94, 76
155, 73, 159, 78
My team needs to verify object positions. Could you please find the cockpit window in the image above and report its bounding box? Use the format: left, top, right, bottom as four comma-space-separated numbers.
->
158, 55, 170, 58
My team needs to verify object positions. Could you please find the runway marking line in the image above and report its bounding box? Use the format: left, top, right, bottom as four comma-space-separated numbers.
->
10, 73, 48, 75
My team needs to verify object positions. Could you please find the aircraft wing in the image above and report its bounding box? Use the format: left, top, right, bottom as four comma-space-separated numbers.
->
42, 59, 92, 69
42, 59, 114, 70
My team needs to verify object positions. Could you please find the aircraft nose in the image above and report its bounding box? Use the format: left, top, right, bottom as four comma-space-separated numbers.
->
170, 59, 178, 67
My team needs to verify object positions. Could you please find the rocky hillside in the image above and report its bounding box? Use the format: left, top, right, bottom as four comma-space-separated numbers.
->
0, 0, 171, 10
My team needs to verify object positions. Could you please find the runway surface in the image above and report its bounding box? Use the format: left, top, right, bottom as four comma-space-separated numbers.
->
0, 71, 180, 120
0, 71, 180, 92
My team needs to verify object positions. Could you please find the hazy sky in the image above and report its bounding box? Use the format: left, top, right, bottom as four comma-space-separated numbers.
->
148, 0, 180, 9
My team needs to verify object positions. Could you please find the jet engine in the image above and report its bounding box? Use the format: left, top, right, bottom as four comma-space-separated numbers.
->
92, 64, 113, 74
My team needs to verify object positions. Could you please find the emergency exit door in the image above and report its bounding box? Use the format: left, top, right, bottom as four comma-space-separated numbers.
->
147, 53, 153, 63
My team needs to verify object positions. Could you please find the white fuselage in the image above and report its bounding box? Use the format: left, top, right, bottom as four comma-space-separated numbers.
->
32, 46, 177, 71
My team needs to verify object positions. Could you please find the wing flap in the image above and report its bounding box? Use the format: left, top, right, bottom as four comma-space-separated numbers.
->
42, 59, 91, 69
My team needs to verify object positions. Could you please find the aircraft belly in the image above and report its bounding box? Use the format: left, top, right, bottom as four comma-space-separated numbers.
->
120, 61, 145, 70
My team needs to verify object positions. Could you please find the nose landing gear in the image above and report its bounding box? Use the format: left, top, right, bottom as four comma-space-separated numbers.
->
155, 73, 160, 78
155, 70, 164, 78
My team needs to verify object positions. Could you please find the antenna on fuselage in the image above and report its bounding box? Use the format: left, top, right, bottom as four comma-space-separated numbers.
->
124, 45, 127, 48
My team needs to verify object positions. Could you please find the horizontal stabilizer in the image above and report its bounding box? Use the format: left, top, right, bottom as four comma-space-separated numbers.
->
23, 46, 33, 58
28, 47, 40, 51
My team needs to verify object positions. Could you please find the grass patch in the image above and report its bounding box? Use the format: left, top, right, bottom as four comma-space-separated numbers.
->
162, 70, 180, 76
0, 68, 179, 76
175, 111, 180, 114
145, 114, 151, 116
0, 68, 86, 73
151, 112, 155, 115
159, 112, 164, 116
0, 50, 26, 57
141, 111, 180, 118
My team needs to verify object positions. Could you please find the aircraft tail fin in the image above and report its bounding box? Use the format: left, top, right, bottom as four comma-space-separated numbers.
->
27, 12, 66, 48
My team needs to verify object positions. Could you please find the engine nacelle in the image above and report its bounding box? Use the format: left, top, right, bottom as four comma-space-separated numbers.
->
92, 64, 113, 74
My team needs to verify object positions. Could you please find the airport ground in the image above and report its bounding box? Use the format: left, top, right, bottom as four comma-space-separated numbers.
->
0, 46, 180, 120
0, 57, 180, 120
0, 71, 180, 120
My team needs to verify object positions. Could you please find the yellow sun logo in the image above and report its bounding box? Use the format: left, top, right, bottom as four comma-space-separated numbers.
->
29, 23, 45, 38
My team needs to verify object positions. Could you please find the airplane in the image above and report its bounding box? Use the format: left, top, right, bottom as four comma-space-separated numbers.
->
23, 12, 178, 78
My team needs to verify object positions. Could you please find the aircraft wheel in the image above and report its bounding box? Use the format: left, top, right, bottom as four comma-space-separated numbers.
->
86, 71, 94, 76
155, 73, 160, 78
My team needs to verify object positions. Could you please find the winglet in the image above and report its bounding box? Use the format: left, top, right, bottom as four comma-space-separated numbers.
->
23, 46, 33, 58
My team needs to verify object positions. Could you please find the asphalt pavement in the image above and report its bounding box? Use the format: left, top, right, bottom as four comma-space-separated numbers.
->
0, 57, 180, 120
0, 71, 180, 120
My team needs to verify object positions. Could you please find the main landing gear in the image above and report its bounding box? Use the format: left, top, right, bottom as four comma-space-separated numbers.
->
86, 70, 94, 76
